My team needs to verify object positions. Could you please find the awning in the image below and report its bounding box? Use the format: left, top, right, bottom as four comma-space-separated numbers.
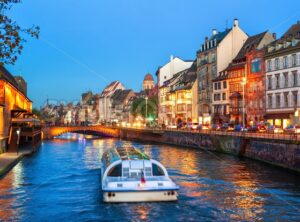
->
265, 113, 293, 119
11, 118, 40, 123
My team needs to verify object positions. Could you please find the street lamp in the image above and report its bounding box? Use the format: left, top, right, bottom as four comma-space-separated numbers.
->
241, 77, 247, 130
16, 128, 20, 156
145, 96, 148, 122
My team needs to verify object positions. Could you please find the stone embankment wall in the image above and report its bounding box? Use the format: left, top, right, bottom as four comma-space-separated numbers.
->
120, 129, 300, 173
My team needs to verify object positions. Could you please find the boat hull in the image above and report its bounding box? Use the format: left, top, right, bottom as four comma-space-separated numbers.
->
103, 190, 178, 203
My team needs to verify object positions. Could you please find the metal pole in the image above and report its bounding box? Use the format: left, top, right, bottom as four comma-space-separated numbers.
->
243, 82, 245, 129
145, 97, 148, 120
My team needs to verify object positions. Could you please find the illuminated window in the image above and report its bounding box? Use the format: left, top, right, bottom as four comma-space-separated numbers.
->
266, 95, 272, 109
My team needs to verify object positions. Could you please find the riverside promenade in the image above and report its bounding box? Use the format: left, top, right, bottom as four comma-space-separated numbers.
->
0, 148, 33, 178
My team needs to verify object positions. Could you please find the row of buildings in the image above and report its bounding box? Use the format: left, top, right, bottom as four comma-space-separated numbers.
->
0, 66, 41, 154
156, 19, 300, 128
41, 74, 157, 126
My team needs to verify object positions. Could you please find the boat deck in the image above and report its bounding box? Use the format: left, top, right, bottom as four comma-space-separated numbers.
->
116, 146, 149, 160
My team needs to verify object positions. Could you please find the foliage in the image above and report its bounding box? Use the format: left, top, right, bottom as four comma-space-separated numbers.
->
130, 95, 158, 119
0, 0, 40, 65
32, 107, 41, 117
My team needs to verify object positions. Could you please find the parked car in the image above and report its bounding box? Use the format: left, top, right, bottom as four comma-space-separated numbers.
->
257, 124, 267, 132
177, 122, 185, 129
227, 124, 235, 131
284, 125, 300, 134
266, 125, 284, 134
234, 124, 243, 132
201, 124, 210, 130
186, 123, 199, 130
211, 124, 221, 131
247, 125, 259, 132
166, 125, 177, 129
220, 123, 229, 131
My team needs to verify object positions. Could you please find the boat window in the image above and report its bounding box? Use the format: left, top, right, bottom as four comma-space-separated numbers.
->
152, 163, 165, 176
108, 164, 122, 177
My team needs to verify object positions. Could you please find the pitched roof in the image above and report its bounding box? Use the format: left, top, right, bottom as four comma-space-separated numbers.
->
100, 81, 123, 97
209, 28, 231, 43
197, 28, 232, 53
0, 65, 19, 89
168, 60, 197, 92
282, 21, 300, 39
212, 72, 228, 82
234, 31, 267, 61
0, 66, 31, 101
111, 89, 134, 106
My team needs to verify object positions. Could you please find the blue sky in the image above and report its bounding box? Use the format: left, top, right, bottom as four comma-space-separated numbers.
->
7, 0, 300, 108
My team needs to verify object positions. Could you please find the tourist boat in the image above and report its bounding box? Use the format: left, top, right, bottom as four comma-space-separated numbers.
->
101, 146, 179, 202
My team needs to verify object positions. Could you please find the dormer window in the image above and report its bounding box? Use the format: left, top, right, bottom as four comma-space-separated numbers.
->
276, 44, 282, 50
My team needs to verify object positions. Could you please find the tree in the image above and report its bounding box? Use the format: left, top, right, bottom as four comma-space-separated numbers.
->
130, 95, 158, 120
32, 107, 41, 117
0, 0, 40, 65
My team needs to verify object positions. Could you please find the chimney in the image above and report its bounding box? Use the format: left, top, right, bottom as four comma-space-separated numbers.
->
272, 33, 277, 40
212, 29, 217, 36
233, 18, 239, 27
170, 55, 174, 61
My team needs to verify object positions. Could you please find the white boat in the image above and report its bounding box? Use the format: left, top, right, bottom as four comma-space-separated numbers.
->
101, 146, 179, 202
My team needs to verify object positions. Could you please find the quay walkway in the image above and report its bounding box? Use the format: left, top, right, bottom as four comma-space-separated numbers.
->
0, 147, 33, 178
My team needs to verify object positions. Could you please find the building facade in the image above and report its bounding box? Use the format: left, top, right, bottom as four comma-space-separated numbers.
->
197, 19, 248, 124
0, 66, 33, 153
211, 71, 230, 123
265, 22, 300, 127
157, 56, 193, 124
110, 89, 135, 124
98, 81, 125, 123
143, 73, 155, 91
159, 62, 198, 125
223, 31, 275, 124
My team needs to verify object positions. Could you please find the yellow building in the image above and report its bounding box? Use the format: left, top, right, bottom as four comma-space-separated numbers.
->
159, 62, 198, 126
0, 66, 32, 153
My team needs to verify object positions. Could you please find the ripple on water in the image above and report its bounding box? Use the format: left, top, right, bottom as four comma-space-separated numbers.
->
0, 136, 299, 221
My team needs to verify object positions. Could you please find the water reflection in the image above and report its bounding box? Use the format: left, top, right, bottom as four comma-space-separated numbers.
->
0, 134, 299, 221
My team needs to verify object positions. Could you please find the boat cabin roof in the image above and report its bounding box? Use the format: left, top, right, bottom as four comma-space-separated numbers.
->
102, 146, 150, 169
116, 146, 149, 160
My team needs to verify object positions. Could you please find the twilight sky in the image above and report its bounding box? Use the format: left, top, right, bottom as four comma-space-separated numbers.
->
6, 0, 300, 108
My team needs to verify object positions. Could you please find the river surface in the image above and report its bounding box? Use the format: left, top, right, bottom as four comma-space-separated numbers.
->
0, 133, 300, 221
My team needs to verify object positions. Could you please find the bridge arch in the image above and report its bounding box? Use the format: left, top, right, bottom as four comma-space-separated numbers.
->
42, 126, 120, 139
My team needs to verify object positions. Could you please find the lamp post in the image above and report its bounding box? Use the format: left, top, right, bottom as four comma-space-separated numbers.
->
16, 128, 20, 156
145, 96, 148, 122
241, 77, 247, 130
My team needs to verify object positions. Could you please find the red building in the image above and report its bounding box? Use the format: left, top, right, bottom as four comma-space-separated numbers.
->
227, 31, 275, 125
245, 49, 266, 124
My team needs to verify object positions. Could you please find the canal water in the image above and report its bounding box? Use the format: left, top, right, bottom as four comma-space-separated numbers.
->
0, 133, 300, 221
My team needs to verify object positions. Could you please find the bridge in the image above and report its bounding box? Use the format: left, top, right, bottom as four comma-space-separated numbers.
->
42, 125, 120, 139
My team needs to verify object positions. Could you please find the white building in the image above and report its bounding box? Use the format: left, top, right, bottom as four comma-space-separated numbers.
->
197, 19, 248, 124
211, 71, 230, 123
156, 56, 193, 124
98, 81, 125, 123
156, 56, 193, 87
265, 21, 300, 127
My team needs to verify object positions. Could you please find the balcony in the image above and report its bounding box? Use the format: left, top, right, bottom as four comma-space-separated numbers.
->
230, 107, 243, 115
200, 60, 208, 66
